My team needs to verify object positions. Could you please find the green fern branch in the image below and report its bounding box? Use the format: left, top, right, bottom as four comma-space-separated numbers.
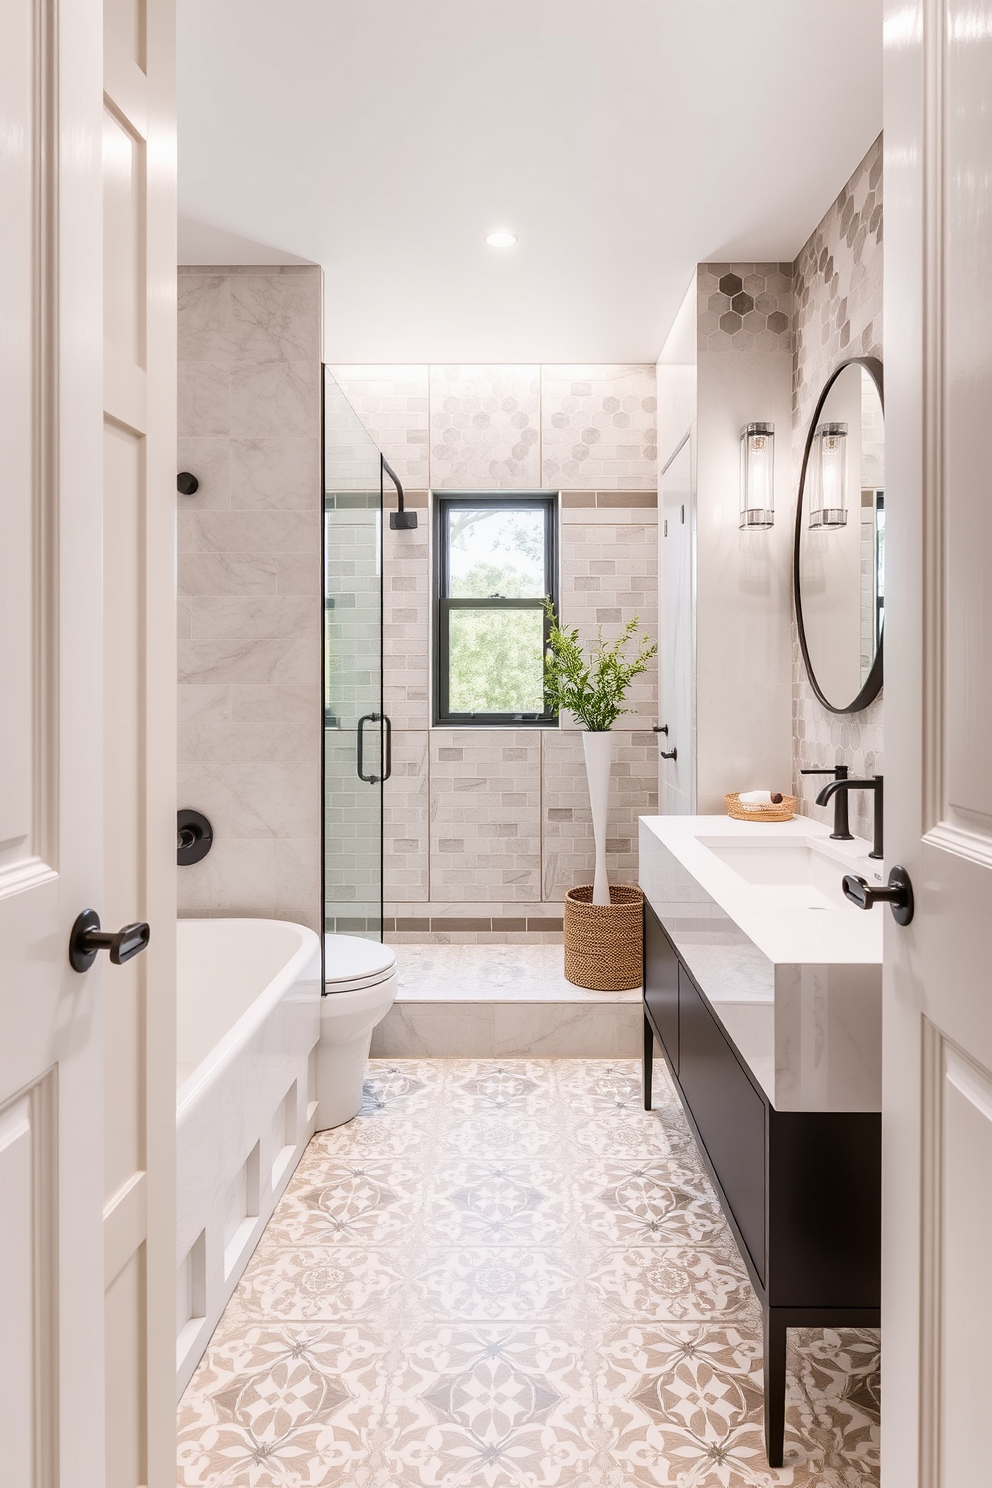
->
543, 601, 657, 731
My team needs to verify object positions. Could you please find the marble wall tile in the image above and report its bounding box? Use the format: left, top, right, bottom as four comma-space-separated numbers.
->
177, 638, 319, 687
429, 365, 541, 488
791, 137, 884, 840
188, 595, 314, 641
178, 683, 231, 723
230, 361, 320, 439
541, 364, 657, 490
178, 266, 322, 930
328, 365, 430, 489
230, 437, 319, 510
178, 362, 230, 436
178, 510, 314, 554
178, 435, 230, 508
370, 1004, 497, 1058
494, 1003, 641, 1057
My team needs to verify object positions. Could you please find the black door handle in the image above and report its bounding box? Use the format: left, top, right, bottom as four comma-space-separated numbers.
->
382, 714, 392, 782
357, 711, 382, 784
660, 747, 678, 761
69, 910, 151, 973
842, 865, 914, 926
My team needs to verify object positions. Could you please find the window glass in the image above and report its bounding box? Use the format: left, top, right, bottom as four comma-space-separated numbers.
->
448, 607, 546, 713
447, 507, 546, 597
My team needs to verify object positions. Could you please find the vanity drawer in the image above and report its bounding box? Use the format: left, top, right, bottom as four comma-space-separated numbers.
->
643, 904, 679, 1073
677, 968, 766, 1278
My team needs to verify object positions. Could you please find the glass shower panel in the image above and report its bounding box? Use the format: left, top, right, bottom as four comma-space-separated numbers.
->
323, 370, 384, 940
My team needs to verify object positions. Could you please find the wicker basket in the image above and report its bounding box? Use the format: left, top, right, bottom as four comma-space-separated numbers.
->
563, 884, 644, 991
724, 792, 797, 823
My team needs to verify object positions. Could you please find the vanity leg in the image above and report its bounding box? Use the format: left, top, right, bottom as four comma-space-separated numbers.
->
763, 1309, 788, 1468
643, 1016, 653, 1110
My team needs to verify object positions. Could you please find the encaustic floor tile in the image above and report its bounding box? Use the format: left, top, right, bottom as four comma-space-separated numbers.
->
179, 1057, 879, 1488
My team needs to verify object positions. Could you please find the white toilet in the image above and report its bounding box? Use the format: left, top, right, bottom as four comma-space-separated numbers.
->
314, 934, 398, 1129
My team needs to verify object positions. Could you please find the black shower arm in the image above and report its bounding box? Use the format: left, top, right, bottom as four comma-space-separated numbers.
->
381, 455, 406, 514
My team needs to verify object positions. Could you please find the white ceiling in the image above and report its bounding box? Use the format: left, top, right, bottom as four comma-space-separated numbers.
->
177, 1, 882, 363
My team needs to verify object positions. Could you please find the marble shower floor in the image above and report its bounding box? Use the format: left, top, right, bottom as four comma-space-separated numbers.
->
177, 1060, 880, 1487
394, 944, 642, 1003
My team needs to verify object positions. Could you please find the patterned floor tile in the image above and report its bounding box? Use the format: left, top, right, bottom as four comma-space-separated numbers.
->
177, 1324, 391, 1487
410, 1246, 576, 1323
574, 1161, 726, 1247
445, 1060, 560, 1118
382, 1325, 596, 1488
423, 1160, 571, 1246
588, 1246, 759, 1324
180, 1054, 880, 1488
594, 1323, 879, 1485
264, 1162, 423, 1248
232, 1247, 406, 1322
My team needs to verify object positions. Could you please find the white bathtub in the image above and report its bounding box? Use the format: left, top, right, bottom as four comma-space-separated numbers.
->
175, 918, 321, 1397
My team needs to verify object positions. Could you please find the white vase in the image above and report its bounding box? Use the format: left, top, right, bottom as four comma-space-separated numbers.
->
582, 730, 614, 906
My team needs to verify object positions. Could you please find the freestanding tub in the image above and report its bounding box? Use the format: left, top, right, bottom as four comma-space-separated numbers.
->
175, 918, 321, 1397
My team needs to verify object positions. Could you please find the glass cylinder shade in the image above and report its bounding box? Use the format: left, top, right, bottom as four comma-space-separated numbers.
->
808, 421, 848, 529
739, 422, 774, 530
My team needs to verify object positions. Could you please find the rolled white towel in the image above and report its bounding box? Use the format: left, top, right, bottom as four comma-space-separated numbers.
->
738, 789, 784, 805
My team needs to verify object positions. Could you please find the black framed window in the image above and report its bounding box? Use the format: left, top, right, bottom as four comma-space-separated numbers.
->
434, 494, 558, 726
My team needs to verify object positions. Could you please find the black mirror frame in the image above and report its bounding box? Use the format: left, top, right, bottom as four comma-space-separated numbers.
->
794, 355, 884, 715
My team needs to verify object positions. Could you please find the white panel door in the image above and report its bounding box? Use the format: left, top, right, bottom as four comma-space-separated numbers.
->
658, 431, 696, 812
0, 0, 108, 1483
883, 2, 992, 1483
0, 0, 176, 1484
102, 0, 178, 1484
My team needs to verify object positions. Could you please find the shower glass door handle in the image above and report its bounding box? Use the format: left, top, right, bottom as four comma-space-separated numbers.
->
357, 712, 391, 784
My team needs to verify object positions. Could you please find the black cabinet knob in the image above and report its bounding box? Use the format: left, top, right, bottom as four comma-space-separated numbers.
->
177, 471, 199, 495
69, 910, 151, 973
842, 865, 914, 926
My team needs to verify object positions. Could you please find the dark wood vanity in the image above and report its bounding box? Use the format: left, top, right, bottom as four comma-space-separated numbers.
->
642, 902, 881, 1468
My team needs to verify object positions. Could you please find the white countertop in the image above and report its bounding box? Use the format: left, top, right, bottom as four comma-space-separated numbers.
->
639, 814, 883, 969
638, 813, 883, 1113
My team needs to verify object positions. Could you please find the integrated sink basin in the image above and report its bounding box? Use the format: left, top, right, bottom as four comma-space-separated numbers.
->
695, 836, 856, 911
638, 813, 883, 1112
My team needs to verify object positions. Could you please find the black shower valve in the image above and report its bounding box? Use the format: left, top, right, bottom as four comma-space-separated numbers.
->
177, 471, 199, 495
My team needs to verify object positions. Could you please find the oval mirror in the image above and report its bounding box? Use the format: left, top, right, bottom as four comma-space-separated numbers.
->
794, 357, 884, 713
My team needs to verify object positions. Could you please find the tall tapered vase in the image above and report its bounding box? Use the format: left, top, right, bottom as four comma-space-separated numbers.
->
582, 729, 614, 906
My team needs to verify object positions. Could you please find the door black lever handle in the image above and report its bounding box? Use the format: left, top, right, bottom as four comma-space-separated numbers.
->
842, 865, 914, 926
659, 747, 678, 761
69, 910, 151, 972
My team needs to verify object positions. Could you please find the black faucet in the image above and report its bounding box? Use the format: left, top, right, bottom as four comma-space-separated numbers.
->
815, 775, 884, 860
800, 765, 852, 840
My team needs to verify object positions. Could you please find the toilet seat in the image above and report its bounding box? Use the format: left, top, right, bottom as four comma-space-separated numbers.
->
323, 933, 397, 994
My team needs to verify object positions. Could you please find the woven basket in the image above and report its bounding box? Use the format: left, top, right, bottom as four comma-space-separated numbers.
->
563, 884, 644, 991
724, 792, 797, 823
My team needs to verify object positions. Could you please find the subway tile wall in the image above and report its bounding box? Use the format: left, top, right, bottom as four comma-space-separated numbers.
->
332, 363, 660, 940
177, 267, 323, 930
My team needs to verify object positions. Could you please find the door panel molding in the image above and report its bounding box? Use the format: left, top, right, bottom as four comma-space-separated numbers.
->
0, 0, 59, 893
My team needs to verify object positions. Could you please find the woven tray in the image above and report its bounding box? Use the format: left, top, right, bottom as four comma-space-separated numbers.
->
724, 792, 797, 823
563, 884, 644, 991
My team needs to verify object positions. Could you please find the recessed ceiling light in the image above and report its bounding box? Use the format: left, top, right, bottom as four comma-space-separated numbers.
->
484, 231, 517, 248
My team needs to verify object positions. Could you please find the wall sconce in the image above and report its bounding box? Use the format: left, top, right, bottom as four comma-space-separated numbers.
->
808, 421, 848, 528
740, 422, 774, 530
